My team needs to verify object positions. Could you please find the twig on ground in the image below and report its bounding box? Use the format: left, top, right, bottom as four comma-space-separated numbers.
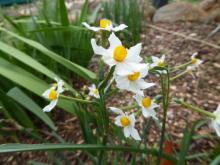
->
146, 24, 220, 50
208, 24, 220, 38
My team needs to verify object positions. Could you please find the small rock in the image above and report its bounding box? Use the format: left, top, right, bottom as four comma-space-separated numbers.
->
153, 2, 207, 23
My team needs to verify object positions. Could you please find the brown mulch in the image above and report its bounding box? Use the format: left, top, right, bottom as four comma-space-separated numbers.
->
1, 21, 220, 164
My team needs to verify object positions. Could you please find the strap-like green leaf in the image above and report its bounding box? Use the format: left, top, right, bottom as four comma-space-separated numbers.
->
0, 88, 34, 128
210, 155, 220, 165
58, 0, 69, 26
0, 41, 76, 94
0, 27, 96, 82
0, 57, 76, 115
177, 125, 195, 165
0, 143, 177, 163
7, 87, 56, 131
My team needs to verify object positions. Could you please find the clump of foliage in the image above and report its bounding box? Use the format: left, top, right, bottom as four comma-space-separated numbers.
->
103, 0, 143, 44
0, 1, 219, 164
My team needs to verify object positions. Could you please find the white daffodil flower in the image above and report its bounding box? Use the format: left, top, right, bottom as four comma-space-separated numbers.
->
110, 107, 141, 141
114, 63, 155, 95
88, 84, 100, 99
210, 104, 220, 137
42, 79, 64, 112
151, 55, 166, 68
82, 19, 127, 32
91, 33, 143, 75
187, 52, 203, 71
134, 95, 159, 120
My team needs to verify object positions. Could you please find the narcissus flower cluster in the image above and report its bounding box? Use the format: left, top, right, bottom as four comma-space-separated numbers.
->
86, 19, 160, 140
40, 19, 215, 143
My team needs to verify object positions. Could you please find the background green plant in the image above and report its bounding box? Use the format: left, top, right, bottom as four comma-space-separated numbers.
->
103, 0, 144, 44
0, 0, 96, 147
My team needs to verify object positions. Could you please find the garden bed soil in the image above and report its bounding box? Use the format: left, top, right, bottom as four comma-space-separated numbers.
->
1, 21, 220, 164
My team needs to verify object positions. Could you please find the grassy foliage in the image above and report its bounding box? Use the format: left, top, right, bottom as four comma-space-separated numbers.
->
103, 0, 143, 44
0, 0, 95, 145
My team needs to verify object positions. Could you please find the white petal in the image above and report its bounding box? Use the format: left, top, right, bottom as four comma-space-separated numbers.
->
216, 104, 220, 112
57, 80, 64, 93
43, 99, 58, 112
128, 113, 136, 126
151, 102, 159, 109
91, 39, 107, 56
161, 55, 166, 61
108, 33, 122, 50
115, 62, 135, 75
109, 107, 124, 115
197, 60, 203, 65
91, 84, 96, 89
82, 22, 100, 31
133, 94, 142, 106
123, 127, 131, 138
126, 43, 142, 63
112, 24, 128, 32
140, 64, 149, 78
211, 121, 220, 137
115, 76, 130, 90
115, 115, 122, 126
129, 82, 144, 95
191, 52, 198, 58
131, 63, 148, 76
151, 56, 159, 63
94, 93, 100, 99
142, 108, 158, 120
186, 65, 195, 71
102, 53, 117, 66
42, 88, 52, 98
130, 127, 141, 140
136, 79, 155, 89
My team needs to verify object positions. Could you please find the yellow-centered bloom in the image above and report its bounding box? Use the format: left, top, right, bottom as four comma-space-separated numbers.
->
42, 78, 64, 112
110, 107, 141, 140
187, 52, 203, 71
134, 95, 159, 119
115, 63, 155, 95
150, 55, 167, 74
120, 116, 130, 127
151, 55, 166, 68
88, 84, 100, 99
82, 19, 127, 32
91, 33, 143, 75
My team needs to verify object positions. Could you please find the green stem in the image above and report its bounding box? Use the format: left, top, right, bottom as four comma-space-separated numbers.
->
98, 66, 115, 90
172, 61, 191, 71
97, 68, 115, 164
170, 70, 189, 81
60, 95, 96, 104
121, 104, 139, 111
157, 70, 170, 165
174, 99, 216, 119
